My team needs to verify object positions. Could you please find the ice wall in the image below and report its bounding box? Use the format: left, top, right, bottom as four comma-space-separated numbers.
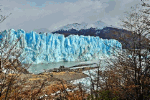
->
0, 29, 122, 64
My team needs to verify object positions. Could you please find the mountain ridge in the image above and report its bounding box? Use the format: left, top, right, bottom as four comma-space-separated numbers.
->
52, 21, 149, 49
54, 20, 110, 31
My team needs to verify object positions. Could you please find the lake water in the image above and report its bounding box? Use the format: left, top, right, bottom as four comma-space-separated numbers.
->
28, 58, 109, 74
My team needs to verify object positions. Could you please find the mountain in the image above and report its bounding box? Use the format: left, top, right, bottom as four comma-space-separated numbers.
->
90, 20, 109, 29
33, 28, 51, 33
52, 21, 149, 49
56, 22, 88, 31
55, 20, 110, 31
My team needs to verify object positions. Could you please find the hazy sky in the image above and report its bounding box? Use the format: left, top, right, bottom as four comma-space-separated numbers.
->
0, 0, 142, 32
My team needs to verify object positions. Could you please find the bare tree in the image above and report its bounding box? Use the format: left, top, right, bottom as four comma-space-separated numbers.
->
87, 1, 150, 100
0, 5, 11, 24
0, 6, 32, 99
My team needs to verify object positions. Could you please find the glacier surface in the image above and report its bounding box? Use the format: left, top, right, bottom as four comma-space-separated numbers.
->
0, 29, 122, 64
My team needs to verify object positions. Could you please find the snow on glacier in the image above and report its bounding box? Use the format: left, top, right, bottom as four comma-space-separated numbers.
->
0, 29, 122, 64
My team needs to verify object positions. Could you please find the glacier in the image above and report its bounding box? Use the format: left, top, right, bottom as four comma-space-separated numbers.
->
0, 29, 122, 64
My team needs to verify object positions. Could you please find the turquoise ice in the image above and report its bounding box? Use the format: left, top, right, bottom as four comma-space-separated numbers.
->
0, 29, 122, 64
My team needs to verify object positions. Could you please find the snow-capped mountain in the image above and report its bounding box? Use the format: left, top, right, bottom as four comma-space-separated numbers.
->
56, 20, 110, 31
87, 20, 109, 29
58, 22, 88, 31
53, 21, 149, 49
33, 28, 51, 33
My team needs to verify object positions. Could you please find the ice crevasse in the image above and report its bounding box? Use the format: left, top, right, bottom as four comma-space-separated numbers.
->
0, 29, 122, 64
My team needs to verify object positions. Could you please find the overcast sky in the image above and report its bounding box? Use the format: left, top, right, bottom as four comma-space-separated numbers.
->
0, 0, 142, 32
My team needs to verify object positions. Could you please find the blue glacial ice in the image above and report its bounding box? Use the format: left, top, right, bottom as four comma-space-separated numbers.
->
0, 29, 122, 64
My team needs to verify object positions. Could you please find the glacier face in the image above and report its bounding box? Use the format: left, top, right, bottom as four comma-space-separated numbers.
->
0, 29, 122, 64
